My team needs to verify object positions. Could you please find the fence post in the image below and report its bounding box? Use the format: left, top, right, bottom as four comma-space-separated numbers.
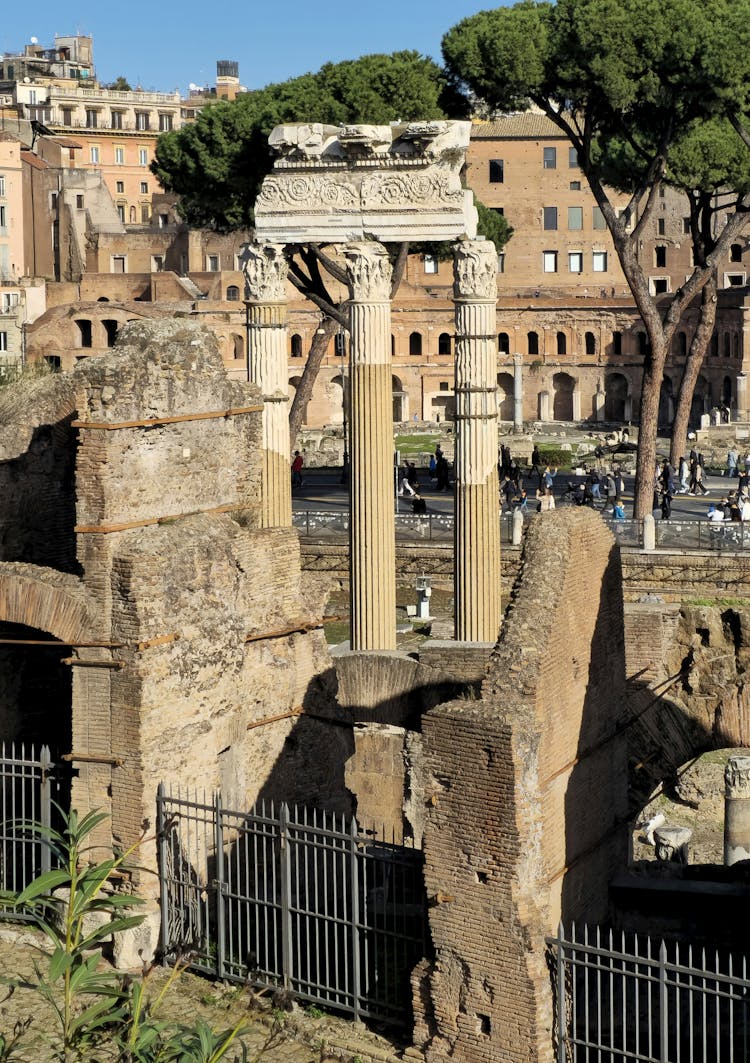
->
214, 791, 226, 979
40, 745, 51, 875
156, 783, 169, 965
350, 816, 361, 1022
556, 922, 567, 1063
279, 802, 293, 991
659, 940, 669, 1061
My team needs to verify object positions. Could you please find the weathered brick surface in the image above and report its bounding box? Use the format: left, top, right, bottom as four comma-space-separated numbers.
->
416, 509, 629, 1063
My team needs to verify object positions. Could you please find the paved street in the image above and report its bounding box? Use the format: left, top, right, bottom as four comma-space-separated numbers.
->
291, 465, 735, 522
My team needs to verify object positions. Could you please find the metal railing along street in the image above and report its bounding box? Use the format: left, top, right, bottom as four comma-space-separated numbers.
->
157, 786, 429, 1026
293, 510, 517, 543
549, 923, 750, 1062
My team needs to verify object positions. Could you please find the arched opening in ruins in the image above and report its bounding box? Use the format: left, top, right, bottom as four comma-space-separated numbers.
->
392, 375, 407, 422
498, 332, 510, 355
605, 372, 629, 421
496, 372, 514, 421
328, 374, 345, 424
0, 620, 71, 755
723, 375, 733, 405
552, 371, 575, 420
691, 374, 711, 423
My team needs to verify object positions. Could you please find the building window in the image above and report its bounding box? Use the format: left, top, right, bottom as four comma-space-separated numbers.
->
568, 206, 583, 230
592, 251, 608, 272
683, 217, 691, 234
207, 255, 219, 272
612, 331, 622, 356
409, 332, 422, 356
592, 206, 606, 230
569, 180, 581, 191
497, 252, 505, 274
151, 256, 164, 272
159, 113, 173, 132
655, 246, 667, 268
116, 204, 125, 223
585, 331, 596, 356
568, 146, 579, 168
543, 206, 558, 230
140, 181, 148, 194
61, 107, 73, 125
0, 205, 6, 233
111, 256, 126, 273
0, 176, 4, 196
424, 254, 438, 274
141, 204, 150, 223
568, 251, 583, 273
731, 243, 743, 262
676, 331, 687, 357
543, 250, 558, 273
135, 112, 150, 131
0, 332, 6, 352
291, 334, 303, 357
111, 111, 123, 129
657, 218, 665, 235
651, 277, 669, 294
102, 320, 119, 347
226, 285, 240, 301
498, 332, 510, 354
116, 181, 124, 194
725, 273, 745, 287
527, 331, 539, 356
557, 331, 567, 355
543, 146, 557, 169
90, 146, 100, 164
76, 194, 84, 209
75, 320, 92, 348
439, 381, 449, 392
438, 332, 452, 356
725, 333, 732, 357
489, 158, 504, 183
85, 109, 98, 128
138, 148, 148, 166
114, 147, 124, 165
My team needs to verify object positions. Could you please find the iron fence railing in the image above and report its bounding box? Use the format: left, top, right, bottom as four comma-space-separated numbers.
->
549, 923, 750, 1062
0, 742, 57, 918
292, 509, 518, 544
157, 786, 429, 1026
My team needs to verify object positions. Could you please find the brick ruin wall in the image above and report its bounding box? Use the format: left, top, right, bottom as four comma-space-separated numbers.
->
0, 321, 349, 888
413, 509, 629, 1063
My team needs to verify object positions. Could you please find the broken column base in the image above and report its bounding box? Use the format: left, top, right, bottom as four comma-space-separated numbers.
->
112, 903, 162, 970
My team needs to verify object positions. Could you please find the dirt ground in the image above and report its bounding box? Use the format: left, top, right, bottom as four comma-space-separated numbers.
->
0, 926, 411, 1062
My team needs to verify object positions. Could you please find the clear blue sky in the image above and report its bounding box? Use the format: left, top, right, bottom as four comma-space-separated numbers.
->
1, 1, 507, 95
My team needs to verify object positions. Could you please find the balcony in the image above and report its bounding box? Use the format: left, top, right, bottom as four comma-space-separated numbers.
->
48, 85, 180, 105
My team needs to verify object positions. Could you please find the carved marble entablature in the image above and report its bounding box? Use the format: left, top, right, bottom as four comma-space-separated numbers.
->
240, 242, 288, 303
453, 239, 499, 301
344, 242, 393, 302
255, 120, 477, 245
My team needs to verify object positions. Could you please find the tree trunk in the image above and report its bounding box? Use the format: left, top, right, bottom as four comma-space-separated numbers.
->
633, 342, 669, 520
288, 316, 340, 449
669, 278, 718, 467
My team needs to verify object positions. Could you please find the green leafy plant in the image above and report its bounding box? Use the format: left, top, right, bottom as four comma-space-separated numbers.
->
0, 808, 282, 1062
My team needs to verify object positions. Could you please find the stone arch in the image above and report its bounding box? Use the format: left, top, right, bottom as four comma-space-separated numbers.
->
0, 565, 95, 645
552, 372, 575, 421
605, 372, 629, 422
232, 334, 244, 360
498, 332, 510, 355
723, 375, 733, 405
438, 332, 452, 356
527, 331, 539, 356
290, 333, 303, 358
692, 374, 711, 423
497, 372, 514, 421
328, 374, 345, 425
585, 331, 596, 357
392, 374, 407, 422
409, 332, 423, 357
556, 331, 567, 356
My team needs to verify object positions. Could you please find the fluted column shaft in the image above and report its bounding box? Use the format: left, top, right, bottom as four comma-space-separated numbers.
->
453, 240, 501, 643
513, 353, 524, 431
345, 242, 396, 651
243, 243, 291, 528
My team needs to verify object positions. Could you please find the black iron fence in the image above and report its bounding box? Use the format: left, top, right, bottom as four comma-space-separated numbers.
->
549, 923, 750, 1062
0, 742, 58, 917
157, 786, 429, 1026
293, 509, 517, 543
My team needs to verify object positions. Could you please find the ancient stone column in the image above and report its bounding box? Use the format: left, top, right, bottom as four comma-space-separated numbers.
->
513, 353, 523, 431
724, 754, 750, 865
453, 239, 501, 643
736, 374, 749, 422
344, 242, 396, 651
243, 243, 291, 528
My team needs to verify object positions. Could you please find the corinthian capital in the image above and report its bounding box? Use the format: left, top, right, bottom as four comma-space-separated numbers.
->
240, 242, 288, 302
453, 238, 498, 301
725, 755, 750, 797
344, 242, 392, 302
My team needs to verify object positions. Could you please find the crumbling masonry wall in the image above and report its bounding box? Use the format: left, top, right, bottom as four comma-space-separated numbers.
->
415, 508, 629, 1063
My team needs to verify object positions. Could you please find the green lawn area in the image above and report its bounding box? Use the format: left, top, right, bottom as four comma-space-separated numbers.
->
394, 432, 442, 456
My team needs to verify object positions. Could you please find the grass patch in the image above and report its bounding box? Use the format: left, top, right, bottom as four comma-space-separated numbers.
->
394, 433, 442, 457
684, 597, 750, 609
